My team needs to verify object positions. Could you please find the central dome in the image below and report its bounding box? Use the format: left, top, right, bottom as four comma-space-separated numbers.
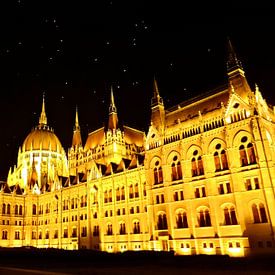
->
22, 95, 63, 153
23, 125, 62, 153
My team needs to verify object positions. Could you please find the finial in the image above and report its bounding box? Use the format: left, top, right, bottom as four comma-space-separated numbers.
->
75, 105, 80, 129
153, 76, 160, 97
39, 92, 47, 126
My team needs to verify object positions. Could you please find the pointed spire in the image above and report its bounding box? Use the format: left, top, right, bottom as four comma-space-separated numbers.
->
151, 77, 163, 107
39, 93, 47, 126
226, 38, 244, 74
74, 106, 80, 130
109, 86, 117, 114
72, 106, 82, 147
108, 86, 118, 130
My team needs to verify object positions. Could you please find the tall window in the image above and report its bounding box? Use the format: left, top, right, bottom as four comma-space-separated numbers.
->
107, 224, 113, 235
153, 160, 163, 184
2, 204, 6, 215
252, 203, 268, 223
15, 205, 19, 215
2, 230, 7, 240
213, 144, 229, 171
133, 221, 140, 234
7, 204, 10, 214
191, 150, 204, 177
198, 209, 211, 227
32, 204, 37, 215
134, 183, 139, 198
116, 188, 120, 201
119, 222, 126, 235
176, 211, 188, 228
239, 136, 257, 166
19, 205, 23, 215
224, 206, 238, 225
171, 155, 182, 181
157, 213, 168, 230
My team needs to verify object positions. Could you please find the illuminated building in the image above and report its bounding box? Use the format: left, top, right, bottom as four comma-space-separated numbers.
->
0, 41, 274, 256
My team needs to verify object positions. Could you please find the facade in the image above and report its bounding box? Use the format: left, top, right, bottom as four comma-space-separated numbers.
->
0, 41, 275, 256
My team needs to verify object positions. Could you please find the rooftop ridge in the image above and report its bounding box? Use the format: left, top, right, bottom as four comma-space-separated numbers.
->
167, 84, 228, 113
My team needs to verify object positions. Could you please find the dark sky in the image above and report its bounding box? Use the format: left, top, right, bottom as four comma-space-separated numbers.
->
0, 2, 275, 179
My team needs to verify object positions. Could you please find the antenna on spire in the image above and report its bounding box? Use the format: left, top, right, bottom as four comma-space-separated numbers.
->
39, 92, 47, 126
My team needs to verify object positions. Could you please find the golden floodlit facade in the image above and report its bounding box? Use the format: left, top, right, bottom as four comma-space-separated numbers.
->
0, 41, 275, 257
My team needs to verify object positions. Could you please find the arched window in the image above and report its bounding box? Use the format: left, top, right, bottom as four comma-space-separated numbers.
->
2, 203, 6, 215
239, 137, 257, 166
129, 185, 134, 199
104, 191, 108, 203
108, 190, 112, 202
19, 205, 23, 215
247, 143, 256, 164
134, 183, 139, 198
116, 188, 120, 201
121, 186, 125, 200
133, 221, 140, 234
224, 206, 238, 225
191, 150, 204, 177
2, 230, 7, 240
107, 224, 113, 235
119, 222, 126, 235
252, 203, 268, 223
198, 208, 211, 227
153, 160, 163, 184
171, 155, 182, 181
157, 213, 168, 230
15, 205, 19, 215
7, 204, 10, 214
221, 150, 229, 170
214, 152, 221, 171
176, 211, 188, 228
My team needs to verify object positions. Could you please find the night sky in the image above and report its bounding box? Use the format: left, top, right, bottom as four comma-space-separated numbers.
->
0, 2, 275, 179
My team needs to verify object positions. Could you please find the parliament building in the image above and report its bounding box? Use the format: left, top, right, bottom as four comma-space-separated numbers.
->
0, 41, 275, 257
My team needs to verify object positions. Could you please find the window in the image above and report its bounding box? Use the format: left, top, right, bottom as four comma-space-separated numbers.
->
134, 183, 139, 198
31, 231, 36, 240
133, 221, 140, 234
121, 187, 125, 200
32, 204, 37, 215
72, 228, 77, 238
194, 186, 206, 198
15, 231, 20, 240
239, 137, 257, 166
129, 185, 134, 199
7, 204, 10, 214
153, 160, 163, 184
116, 188, 121, 201
2, 204, 6, 214
214, 144, 229, 172
219, 182, 232, 194
107, 224, 113, 235
157, 213, 168, 230
93, 225, 99, 236
198, 209, 211, 227
176, 211, 188, 228
63, 228, 68, 238
174, 190, 184, 201
119, 222, 126, 235
245, 177, 260, 191
171, 156, 182, 181
224, 206, 238, 225
252, 203, 268, 223
54, 230, 58, 239
45, 230, 49, 239
15, 205, 19, 215
191, 151, 204, 177
2, 230, 8, 240
19, 205, 23, 215
81, 226, 87, 237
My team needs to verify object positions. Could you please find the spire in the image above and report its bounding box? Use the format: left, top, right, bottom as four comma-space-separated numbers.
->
74, 106, 80, 131
226, 38, 244, 76
151, 77, 163, 107
150, 77, 165, 132
108, 86, 118, 130
39, 93, 47, 126
72, 106, 82, 147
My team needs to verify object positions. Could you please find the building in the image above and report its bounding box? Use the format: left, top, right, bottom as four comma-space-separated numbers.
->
0, 41, 274, 256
